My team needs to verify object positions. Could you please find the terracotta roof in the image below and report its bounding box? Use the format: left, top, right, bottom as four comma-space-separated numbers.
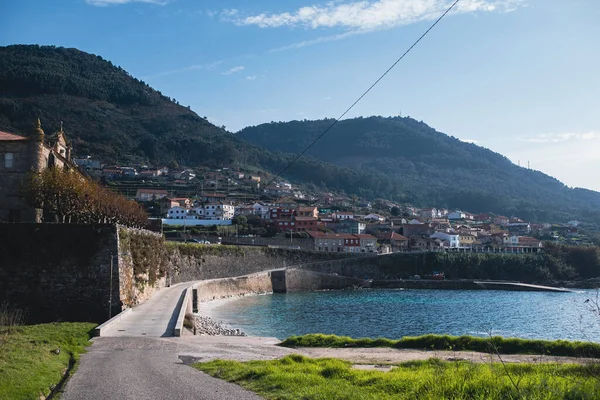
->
0, 131, 27, 141
354, 234, 377, 240
380, 232, 409, 241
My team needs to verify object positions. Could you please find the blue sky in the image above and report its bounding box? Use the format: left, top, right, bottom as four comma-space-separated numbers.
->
2, 0, 599, 191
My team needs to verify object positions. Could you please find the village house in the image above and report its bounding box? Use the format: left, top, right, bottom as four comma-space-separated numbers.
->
201, 193, 226, 203
252, 202, 270, 219
364, 213, 385, 222
307, 232, 377, 253
0, 120, 80, 222
430, 232, 460, 248
332, 211, 355, 220
203, 203, 235, 220
377, 232, 410, 252
335, 219, 366, 234
294, 216, 318, 232
401, 223, 435, 237
158, 197, 190, 215
167, 206, 190, 219
297, 206, 319, 218
136, 188, 168, 202
494, 216, 510, 226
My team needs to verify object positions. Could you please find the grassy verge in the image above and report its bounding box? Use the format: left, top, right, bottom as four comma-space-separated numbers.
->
0, 322, 96, 399
280, 334, 600, 358
195, 355, 600, 400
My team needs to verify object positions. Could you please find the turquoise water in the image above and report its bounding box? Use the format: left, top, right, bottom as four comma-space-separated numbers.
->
201, 289, 600, 341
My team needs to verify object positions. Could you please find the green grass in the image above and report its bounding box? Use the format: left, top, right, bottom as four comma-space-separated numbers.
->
280, 334, 600, 358
194, 355, 600, 400
0, 322, 96, 400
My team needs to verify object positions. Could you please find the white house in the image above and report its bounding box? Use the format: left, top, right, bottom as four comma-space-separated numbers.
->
332, 212, 355, 220
430, 232, 460, 248
448, 211, 466, 220
503, 235, 519, 246
203, 203, 235, 220
364, 213, 385, 222
167, 206, 191, 219
252, 203, 270, 219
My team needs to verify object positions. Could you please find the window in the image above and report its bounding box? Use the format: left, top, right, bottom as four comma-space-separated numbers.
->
5, 153, 14, 168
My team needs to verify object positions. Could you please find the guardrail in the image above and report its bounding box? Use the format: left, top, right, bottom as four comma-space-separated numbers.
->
174, 286, 193, 337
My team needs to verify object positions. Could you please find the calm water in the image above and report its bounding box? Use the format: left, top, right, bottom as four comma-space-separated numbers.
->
200, 289, 600, 341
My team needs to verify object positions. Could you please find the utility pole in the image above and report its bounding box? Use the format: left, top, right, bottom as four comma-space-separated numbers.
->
108, 254, 114, 319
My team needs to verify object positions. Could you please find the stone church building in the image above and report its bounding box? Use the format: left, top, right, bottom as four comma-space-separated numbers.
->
0, 119, 77, 222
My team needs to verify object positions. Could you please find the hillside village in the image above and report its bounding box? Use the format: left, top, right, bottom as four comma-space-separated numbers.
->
71, 155, 591, 254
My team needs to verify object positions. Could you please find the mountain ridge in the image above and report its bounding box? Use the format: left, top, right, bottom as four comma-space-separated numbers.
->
238, 116, 600, 223
1, 44, 598, 225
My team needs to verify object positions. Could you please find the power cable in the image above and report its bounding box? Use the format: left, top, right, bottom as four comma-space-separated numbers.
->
267, 0, 461, 187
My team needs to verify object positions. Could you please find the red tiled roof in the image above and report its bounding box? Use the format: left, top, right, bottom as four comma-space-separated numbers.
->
0, 131, 27, 141
354, 234, 377, 239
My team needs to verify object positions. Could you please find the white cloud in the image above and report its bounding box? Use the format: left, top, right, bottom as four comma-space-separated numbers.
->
458, 138, 479, 144
224, 0, 523, 31
222, 66, 245, 75
86, 0, 169, 6
246, 75, 257, 80
518, 132, 600, 143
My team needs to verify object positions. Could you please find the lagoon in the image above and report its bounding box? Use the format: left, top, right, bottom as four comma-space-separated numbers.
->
200, 289, 600, 341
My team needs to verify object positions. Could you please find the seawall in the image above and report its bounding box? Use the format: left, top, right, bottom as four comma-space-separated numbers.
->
193, 268, 366, 306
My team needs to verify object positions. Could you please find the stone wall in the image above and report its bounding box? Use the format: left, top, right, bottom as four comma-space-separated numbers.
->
0, 223, 120, 322
194, 272, 275, 303
221, 237, 314, 250
193, 268, 365, 308
167, 244, 362, 283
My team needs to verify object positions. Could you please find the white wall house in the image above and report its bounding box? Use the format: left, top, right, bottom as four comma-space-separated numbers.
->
448, 211, 466, 220
430, 232, 460, 248
332, 212, 354, 220
503, 235, 519, 246
167, 206, 192, 219
364, 213, 385, 222
203, 203, 235, 220
252, 203, 270, 219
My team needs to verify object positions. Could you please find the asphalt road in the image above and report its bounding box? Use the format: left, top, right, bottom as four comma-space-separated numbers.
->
62, 337, 269, 400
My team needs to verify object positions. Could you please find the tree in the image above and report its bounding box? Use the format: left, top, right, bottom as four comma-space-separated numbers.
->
22, 167, 147, 228
391, 206, 400, 217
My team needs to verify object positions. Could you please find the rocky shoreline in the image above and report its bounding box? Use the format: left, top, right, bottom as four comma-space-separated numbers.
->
192, 315, 246, 336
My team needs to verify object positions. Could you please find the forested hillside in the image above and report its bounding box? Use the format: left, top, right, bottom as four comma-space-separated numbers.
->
0, 45, 242, 167
1, 44, 599, 225
239, 117, 600, 223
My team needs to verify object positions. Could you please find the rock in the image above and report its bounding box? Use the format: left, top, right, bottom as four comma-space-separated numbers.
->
192, 315, 245, 336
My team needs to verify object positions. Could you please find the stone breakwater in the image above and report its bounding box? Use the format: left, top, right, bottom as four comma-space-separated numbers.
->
193, 315, 246, 336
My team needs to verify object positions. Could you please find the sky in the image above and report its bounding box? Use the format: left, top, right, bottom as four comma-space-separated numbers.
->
1, 0, 599, 191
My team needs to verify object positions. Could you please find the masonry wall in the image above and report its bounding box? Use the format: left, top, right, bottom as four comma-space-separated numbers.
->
167, 244, 362, 283
0, 223, 120, 322
0, 139, 40, 223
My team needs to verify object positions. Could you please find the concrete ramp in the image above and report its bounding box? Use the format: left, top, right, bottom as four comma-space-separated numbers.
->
473, 281, 575, 292
100, 284, 190, 337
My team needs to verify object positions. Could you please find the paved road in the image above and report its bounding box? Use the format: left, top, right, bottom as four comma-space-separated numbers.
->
62, 336, 270, 400
102, 284, 189, 337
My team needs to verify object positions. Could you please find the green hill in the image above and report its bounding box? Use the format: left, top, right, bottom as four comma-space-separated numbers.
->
0, 44, 244, 168
1, 44, 598, 225
238, 117, 600, 223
